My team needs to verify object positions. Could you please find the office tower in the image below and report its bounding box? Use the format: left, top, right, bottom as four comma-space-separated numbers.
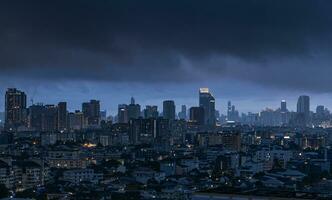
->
295, 95, 310, 126
57, 102, 67, 131
129, 117, 170, 145
82, 100, 100, 126
100, 110, 107, 121
163, 100, 175, 120
118, 104, 128, 123
189, 106, 205, 125
297, 95, 310, 120
316, 105, 325, 116
280, 100, 289, 125
281, 100, 287, 112
127, 97, 141, 120
297, 95, 310, 115
144, 105, 159, 119
227, 101, 232, 119
68, 110, 85, 130
28, 103, 45, 131
42, 105, 58, 132
178, 105, 187, 120
129, 118, 157, 144
199, 88, 216, 126
5, 88, 27, 129
227, 101, 239, 122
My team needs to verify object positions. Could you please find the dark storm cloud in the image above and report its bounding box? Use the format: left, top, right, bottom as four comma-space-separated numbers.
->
0, 0, 332, 91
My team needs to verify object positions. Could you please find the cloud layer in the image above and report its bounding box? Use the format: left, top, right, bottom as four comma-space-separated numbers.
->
0, 0, 332, 91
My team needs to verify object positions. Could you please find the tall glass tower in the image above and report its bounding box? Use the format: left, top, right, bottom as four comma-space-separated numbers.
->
199, 88, 216, 126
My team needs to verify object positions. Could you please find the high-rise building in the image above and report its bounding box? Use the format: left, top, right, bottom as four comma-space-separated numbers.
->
316, 105, 325, 116
28, 103, 45, 131
189, 106, 204, 125
127, 97, 141, 120
296, 95, 310, 126
163, 100, 175, 120
42, 105, 58, 132
178, 105, 187, 120
82, 100, 100, 126
280, 100, 289, 125
129, 118, 157, 144
5, 88, 27, 129
118, 104, 128, 123
144, 105, 159, 119
100, 110, 107, 121
297, 95, 310, 115
68, 110, 85, 130
57, 102, 67, 131
129, 117, 170, 145
227, 101, 239, 122
199, 88, 216, 126
281, 100, 287, 112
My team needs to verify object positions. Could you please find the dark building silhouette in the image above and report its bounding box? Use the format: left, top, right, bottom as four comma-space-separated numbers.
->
163, 100, 175, 121
57, 102, 67, 131
42, 105, 58, 132
118, 104, 128, 123
297, 95, 310, 126
199, 88, 216, 126
5, 88, 27, 130
28, 104, 45, 131
129, 117, 170, 145
178, 105, 187, 120
144, 105, 159, 119
82, 100, 100, 126
189, 106, 205, 125
127, 97, 141, 120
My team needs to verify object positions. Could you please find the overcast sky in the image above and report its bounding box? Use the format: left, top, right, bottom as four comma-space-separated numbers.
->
1, 0, 332, 115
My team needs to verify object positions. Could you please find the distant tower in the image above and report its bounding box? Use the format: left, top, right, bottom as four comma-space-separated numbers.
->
178, 105, 187, 120
297, 95, 310, 125
297, 96, 310, 116
82, 100, 100, 126
163, 100, 176, 120
199, 88, 216, 126
5, 88, 27, 130
57, 102, 68, 131
130, 97, 135, 105
281, 100, 287, 112
189, 106, 205, 125
128, 97, 141, 120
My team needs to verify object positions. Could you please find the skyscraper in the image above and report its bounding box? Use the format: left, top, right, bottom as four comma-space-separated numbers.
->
189, 106, 205, 125
297, 95, 310, 116
163, 100, 175, 120
296, 95, 310, 125
280, 100, 289, 125
42, 104, 58, 132
127, 97, 141, 120
5, 88, 27, 129
57, 102, 67, 131
82, 100, 100, 126
144, 105, 159, 119
118, 104, 128, 123
199, 88, 216, 126
178, 105, 187, 120
281, 100, 287, 112
28, 103, 45, 131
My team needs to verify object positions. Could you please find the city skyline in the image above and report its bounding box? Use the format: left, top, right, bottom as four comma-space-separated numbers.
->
1, 1, 332, 199
1, 87, 330, 118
